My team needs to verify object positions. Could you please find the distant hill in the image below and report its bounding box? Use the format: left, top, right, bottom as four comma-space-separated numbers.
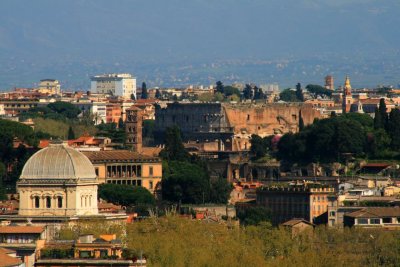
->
0, 0, 399, 89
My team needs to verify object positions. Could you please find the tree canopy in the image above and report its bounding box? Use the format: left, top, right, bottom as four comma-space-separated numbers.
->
98, 183, 155, 206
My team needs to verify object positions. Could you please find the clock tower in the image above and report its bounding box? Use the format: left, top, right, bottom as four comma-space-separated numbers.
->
125, 106, 143, 152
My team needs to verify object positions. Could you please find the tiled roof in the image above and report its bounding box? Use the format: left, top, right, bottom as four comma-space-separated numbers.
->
82, 150, 160, 162
0, 248, 22, 267
346, 207, 400, 218
0, 226, 44, 234
281, 218, 314, 227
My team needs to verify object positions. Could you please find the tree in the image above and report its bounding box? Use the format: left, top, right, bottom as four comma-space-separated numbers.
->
155, 89, 161, 99
98, 183, 155, 206
243, 84, 253, 100
387, 108, 400, 149
223, 86, 240, 97
299, 111, 304, 131
237, 206, 271, 226
118, 117, 124, 129
216, 81, 224, 94
379, 98, 388, 129
141, 82, 148, 99
213, 92, 224, 102
305, 84, 332, 98
67, 126, 75, 140
47, 101, 81, 119
159, 126, 190, 161
279, 88, 298, 102
162, 161, 211, 204
250, 134, 267, 159
296, 83, 304, 101
130, 93, 136, 100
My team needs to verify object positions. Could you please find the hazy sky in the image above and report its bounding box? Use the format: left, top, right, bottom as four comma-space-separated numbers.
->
0, 0, 399, 88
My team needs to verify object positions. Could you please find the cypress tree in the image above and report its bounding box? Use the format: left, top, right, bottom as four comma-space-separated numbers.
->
67, 126, 75, 140
141, 82, 148, 99
299, 111, 304, 131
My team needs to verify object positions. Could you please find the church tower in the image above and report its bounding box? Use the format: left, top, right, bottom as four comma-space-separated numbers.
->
125, 107, 143, 153
342, 75, 353, 113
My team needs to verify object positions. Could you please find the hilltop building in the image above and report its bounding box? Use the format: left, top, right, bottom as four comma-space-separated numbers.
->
37, 79, 61, 95
90, 74, 136, 99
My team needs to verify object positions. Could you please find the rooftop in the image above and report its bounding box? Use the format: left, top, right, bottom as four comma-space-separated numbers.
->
20, 143, 96, 180
82, 150, 160, 163
0, 226, 44, 234
346, 207, 400, 218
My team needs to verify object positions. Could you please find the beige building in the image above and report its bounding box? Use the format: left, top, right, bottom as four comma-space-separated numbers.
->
83, 150, 162, 194
37, 79, 61, 95
18, 143, 98, 217
90, 73, 136, 99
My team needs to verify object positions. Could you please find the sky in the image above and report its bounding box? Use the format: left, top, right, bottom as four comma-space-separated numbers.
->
0, 0, 399, 89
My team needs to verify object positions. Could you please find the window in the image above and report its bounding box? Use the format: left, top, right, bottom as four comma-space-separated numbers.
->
46, 197, 51, 208
34, 196, 40, 208
370, 218, 380, 224
329, 211, 336, 217
382, 217, 392, 224
57, 196, 63, 208
95, 168, 99, 177
149, 181, 153, 190
149, 166, 153, 176
357, 218, 368, 225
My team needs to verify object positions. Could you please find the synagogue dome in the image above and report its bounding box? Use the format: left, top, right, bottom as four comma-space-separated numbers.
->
20, 143, 96, 180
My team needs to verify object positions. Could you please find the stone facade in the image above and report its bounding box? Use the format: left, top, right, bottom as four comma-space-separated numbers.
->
154, 102, 322, 150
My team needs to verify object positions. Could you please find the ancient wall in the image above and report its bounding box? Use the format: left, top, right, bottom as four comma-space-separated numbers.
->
223, 103, 322, 136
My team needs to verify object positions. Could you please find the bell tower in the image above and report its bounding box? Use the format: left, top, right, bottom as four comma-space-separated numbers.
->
125, 106, 143, 152
342, 75, 353, 113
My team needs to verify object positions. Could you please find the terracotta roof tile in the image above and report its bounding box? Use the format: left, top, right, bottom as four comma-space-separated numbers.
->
346, 207, 400, 218
82, 150, 160, 162
0, 248, 22, 267
0, 226, 44, 234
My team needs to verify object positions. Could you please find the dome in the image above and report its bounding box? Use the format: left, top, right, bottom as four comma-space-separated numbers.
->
20, 143, 96, 179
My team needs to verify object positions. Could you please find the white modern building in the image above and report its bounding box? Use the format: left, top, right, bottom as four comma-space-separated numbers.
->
90, 73, 136, 99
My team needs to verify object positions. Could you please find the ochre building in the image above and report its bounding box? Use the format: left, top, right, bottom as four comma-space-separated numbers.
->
82, 150, 162, 194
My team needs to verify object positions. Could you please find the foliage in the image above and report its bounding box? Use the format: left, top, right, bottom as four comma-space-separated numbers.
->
141, 82, 148, 99
124, 215, 400, 267
67, 126, 75, 140
98, 183, 155, 206
159, 126, 190, 161
0, 119, 38, 146
47, 101, 81, 119
40, 248, 74, 259
237, 206, 272, 226
295, 83, 304, 101
250, 134, 273, 159
96, 122, 125, 144
143, 119, 155, 145
387, 108, 400, 149
155, 89, 161, 99
162, 161, 211, 204
277, 115, 369, 164
215, 81, 224, 94
279, 88, 298, 102
305, 84, 332, 97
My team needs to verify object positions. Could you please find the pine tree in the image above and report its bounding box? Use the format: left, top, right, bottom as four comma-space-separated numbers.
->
141, 82, 148, 99
67, 126, 75, 140
216, 81, 224, 94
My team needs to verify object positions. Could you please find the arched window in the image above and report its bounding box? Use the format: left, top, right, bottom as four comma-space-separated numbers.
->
89, 196, 92, 207
57, 196, 63, 208
46, 196, 51, 208
34, 196, 40, 208
85, 196, 87, 207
